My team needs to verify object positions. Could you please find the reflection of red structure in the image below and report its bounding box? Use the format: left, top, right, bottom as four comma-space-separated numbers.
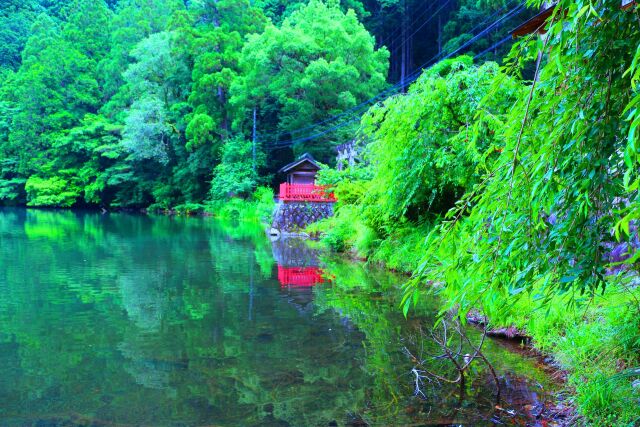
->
278, 183, 336, 202
278, 266, 325, 287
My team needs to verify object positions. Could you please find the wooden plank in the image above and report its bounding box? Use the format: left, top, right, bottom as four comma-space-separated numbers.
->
511, 5, 556, 38
513, 0, 636, 38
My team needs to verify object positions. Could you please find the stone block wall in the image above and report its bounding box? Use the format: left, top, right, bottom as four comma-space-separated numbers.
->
271, 201, 334, 233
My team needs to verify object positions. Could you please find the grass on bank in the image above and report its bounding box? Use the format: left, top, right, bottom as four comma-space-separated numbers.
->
205, 186, 275, 224
501, 284, 640, 426
151, 186, 276, 224
307, 205, 431, 274
310, 205, 640, 426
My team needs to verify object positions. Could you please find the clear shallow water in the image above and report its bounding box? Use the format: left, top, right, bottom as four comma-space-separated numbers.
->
0, 208, 557, 426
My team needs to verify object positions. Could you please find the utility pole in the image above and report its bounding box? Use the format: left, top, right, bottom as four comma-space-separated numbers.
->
248, 256, 254, 321
400, 0, 407, 92
252, 106, 257, 172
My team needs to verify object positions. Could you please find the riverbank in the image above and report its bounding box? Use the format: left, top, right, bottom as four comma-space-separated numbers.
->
0, 186, 277, 223
308, 209, 640, 426
269, 183, 639, 424
143, 187, 276, 224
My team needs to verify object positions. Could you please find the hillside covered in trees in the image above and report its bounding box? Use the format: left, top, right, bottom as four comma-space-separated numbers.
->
0, 0, 528, 209
2, 0, 640, 425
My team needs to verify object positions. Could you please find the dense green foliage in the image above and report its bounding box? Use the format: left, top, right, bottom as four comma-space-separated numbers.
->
312, 56, 521, 270
410, 0, 640, 317
362, 57, 521, 220
0, 0, 523, 210
312, 1, 640, 424
231, 0, 389, 163
0, 0, 390, 209
3, 0, 639, 423
407, 12, 640, 423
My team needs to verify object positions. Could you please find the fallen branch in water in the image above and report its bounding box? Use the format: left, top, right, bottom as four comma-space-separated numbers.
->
403, 314, 500, 400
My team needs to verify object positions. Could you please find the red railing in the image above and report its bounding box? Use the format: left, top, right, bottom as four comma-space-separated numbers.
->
278, 266, 325, 287
279, 183, 336, 202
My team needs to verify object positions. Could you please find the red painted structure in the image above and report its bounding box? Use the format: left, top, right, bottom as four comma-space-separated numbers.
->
277, 153, 336, 202
279, 183, 336, 202
278, 266, 325, 287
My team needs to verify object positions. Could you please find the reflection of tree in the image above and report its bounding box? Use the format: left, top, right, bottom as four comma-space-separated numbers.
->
313, 260, 422, 423
119, 273, 166, 331
314, 257, 559, 425
0, 209, 368, 424
0, 208, 555, 425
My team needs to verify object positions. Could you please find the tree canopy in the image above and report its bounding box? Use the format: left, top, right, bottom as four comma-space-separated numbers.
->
0, 0, 523, 209
231, 0, 389, 163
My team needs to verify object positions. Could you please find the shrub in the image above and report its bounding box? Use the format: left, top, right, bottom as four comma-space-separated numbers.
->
25, 176, 80, 207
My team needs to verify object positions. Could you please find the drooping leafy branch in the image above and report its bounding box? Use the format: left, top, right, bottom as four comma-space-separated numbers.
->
403, 0, 640, 320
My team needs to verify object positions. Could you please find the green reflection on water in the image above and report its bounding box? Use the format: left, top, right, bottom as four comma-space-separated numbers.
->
0, 208, 555, 426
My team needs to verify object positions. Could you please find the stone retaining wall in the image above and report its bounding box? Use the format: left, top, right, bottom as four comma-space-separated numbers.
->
271, 201, 334, 233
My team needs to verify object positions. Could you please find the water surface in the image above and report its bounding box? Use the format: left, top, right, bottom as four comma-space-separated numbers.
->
0, 209, 556, 426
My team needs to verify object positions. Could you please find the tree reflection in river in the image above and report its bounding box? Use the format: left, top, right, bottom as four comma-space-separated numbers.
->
0, 208, 557, 426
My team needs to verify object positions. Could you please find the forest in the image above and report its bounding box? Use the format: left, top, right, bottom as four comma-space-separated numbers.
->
0, 0, 527, 209
1, 0, 640, 425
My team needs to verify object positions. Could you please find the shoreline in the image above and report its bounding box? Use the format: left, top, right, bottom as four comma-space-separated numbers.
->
311, 242, 580, 426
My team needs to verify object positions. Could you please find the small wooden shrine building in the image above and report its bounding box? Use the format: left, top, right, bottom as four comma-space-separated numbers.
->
279, 153, 321, 185
277, 153, 335, 202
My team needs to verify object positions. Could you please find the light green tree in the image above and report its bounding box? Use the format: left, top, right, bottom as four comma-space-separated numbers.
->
209, 136, 266, 199
231, 0, 389, 163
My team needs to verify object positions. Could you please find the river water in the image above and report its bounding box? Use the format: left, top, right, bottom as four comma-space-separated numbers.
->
0, 209, 558, 426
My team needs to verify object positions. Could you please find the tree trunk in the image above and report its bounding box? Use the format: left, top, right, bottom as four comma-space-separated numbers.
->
218, 86, 228, 137
438, 15, 442, 56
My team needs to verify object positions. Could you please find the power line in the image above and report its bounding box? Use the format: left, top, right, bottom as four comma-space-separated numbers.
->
466, 1, 519, 36
375, 1, 439, 50
386, 0, 521, 61
260, 2, 525, 143
266, 4, 525, 150
385, 0, 455, 57
256, 2, 446, 142
257, 1, 453, 142
473, 35, 512, 59
263, 3, 527, 149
